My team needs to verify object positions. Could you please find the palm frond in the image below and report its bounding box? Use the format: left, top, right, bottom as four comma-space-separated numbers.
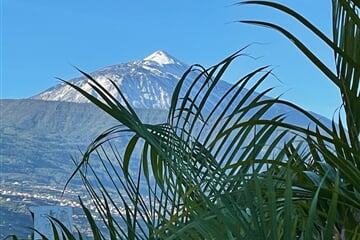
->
240, 0, 360, 237
61, 46, 305, 239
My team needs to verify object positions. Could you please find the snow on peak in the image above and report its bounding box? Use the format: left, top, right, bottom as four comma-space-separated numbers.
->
143, 50, 178, 65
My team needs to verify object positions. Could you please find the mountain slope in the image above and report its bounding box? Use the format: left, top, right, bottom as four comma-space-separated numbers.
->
0, 99, 168, 238
1, 51, 334, 238
31, 51, 189, 109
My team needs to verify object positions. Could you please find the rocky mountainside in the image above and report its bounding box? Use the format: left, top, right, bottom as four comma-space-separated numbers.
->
31, 51, 188, 109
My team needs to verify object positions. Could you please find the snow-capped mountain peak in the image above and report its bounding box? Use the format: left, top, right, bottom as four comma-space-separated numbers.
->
29, 50, 333, 129
143, 50, 180, 66
31, 50, 192, 109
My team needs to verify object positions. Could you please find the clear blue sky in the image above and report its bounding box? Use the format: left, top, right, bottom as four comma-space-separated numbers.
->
1, 1, 342, 119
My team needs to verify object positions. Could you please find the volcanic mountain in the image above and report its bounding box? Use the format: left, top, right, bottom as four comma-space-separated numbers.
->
31, 51, 189, 109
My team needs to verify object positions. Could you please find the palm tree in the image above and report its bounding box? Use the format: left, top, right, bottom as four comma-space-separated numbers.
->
26, 0, 358, 239
64, 50, 297, 239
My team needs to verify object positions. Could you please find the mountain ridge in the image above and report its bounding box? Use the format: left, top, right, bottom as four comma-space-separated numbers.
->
31, 50, 190, 108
